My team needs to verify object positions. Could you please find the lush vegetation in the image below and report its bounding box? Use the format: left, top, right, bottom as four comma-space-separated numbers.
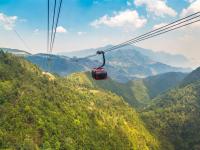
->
181, 66, 200, 86
141, 77, 200, 150
1, 50, 200, 150
68, 72, 143, 107
0, 51, 160, 149
68, 72, 186, 108
143, 72, 187, 98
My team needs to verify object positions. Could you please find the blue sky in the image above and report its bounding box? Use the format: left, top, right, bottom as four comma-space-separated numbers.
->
0, 0, 200, 67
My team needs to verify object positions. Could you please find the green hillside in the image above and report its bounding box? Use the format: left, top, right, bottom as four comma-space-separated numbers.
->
181, 66, 200, 86
68, 72, 186, 108
67, 72, 142, 107
141, 71, 200, 150
143, 72, 187, 98
0, 51, 160, 149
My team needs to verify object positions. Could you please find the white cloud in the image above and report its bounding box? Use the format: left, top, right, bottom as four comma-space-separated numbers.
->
0, 13, 18, 30
77, 31, 86, 36
56, 26, 67, 33
153, 23, 167, 29
90, 9, 147, 30
188, 0, 195, 3
181, 0, 200, 17
134, 0, 177, 17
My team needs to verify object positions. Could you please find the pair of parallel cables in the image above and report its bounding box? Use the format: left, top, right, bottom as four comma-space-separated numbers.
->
47, 0, 63, 54
82, 11, 200, 59
46, 0, 63, 71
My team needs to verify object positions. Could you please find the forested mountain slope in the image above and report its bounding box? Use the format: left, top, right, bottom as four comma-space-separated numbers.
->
68, 72, 186, 108
141, 67, 200, 150
181, 66, 200, 86
143, 72, 187, 98
0, 51, 160, 149
26, 53, 87, 76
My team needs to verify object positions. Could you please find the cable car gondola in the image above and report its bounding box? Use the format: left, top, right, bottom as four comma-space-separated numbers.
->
92, 51, 107, 80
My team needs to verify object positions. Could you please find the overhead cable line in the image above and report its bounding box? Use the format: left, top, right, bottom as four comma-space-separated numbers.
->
49, 0, 57, 53
105, 17, 200, 53
82, 11, 200, 59
46, 0, 63, 71
3, 15, 30, 51
105, 13, 200, 53
120, 19, 200, 47
50, 0, 63, 52
47, 0, 50, 52
46, 0, 52, 71
104, 12, 200, 53
13, 29, 30, 50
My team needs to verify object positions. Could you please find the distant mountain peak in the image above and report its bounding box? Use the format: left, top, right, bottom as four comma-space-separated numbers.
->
181, 66, 200, 86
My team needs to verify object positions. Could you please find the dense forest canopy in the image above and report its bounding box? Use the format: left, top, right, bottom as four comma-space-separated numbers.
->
141, 78, 200, 150
1, 51, 200, 150
0, 52, 160, 149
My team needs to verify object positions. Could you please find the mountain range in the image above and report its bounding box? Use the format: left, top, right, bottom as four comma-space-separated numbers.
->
1, 46, 191, 83
24, 45, 191, 83
59, 45, 190, 67
0, 51, 200, 149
